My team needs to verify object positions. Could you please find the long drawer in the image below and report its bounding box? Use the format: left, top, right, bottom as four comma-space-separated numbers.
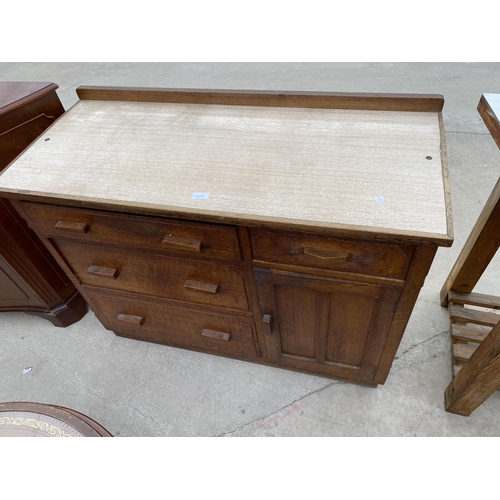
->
21, 201, 241, 261
52, 238, 249, 311
250, 228, 414, 279
84, 288, 258, 358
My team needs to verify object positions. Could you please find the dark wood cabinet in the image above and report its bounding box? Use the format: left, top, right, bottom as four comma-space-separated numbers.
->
0, 86, 453, 384
254, 268, 402, 381
0, 82, 87, 326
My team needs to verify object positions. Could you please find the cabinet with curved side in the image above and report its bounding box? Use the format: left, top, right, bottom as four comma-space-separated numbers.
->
0, 82, 87, 326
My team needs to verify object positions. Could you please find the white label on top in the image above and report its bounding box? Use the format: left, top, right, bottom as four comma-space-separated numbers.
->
192, 192, 210, 200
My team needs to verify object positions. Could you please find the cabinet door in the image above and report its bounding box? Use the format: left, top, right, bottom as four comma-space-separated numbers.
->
254, 268, 402, 381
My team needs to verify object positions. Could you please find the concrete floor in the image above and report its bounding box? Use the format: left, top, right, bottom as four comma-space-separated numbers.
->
1, 62, 500, 437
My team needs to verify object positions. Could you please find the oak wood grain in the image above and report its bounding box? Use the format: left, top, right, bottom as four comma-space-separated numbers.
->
372, 244, 438, 385
22, 201, 241, 261
250, 228, 414, 279
202, 329, 230, 341
440, 174, 500, 305
445, 319, 500, 416
452, 343, 476, 363
478, 93, 500, 150
449, 303, 500, 327
86, 287, 257, 358
87, 265, 119, 279
449, 290, 500, 310
184, 279, 218, 294
451, 322, 491, 343
253, 268, 401, 382
1, 87, 449, 384
76, 86, 445, 112
54, 221, 89, 233
52, 238, 248, 311
117, 313, 144, 325
440, 94, 500, 305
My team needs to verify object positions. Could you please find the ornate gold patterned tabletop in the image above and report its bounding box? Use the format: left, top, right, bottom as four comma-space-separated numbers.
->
0, 402, 112, 437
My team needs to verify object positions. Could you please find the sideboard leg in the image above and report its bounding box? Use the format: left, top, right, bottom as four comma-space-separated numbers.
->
25, 291, 88, 328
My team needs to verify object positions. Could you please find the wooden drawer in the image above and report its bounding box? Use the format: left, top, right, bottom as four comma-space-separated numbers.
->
85, 288, 258, 358
250, 228, 414, 279
52, 238, 249, 311
21, 202, 241, 261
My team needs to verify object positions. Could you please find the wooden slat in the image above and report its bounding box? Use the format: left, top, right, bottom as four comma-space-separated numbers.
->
438, 112, 454, 242
440, 93, 500, 305
449, 290, 500, 310
451, 322, 492, 343
76, 86, 445, 112
445, 319, 500, 416
478, 93, 500, 150
449, 303, 500, 327
453, 343, 476, 362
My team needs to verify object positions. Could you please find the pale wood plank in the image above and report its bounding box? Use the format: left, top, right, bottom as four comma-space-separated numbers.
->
0, 99, 451, 245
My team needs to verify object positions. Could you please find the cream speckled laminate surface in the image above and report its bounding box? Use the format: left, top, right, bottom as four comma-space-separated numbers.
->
0, 99, 451, 243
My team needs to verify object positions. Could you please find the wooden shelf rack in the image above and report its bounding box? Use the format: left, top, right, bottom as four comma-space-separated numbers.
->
442, 93, 500, 416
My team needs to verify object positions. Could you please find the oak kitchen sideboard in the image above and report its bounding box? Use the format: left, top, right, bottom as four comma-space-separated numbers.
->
0, 82, 87, 326
0, 87, 453, 385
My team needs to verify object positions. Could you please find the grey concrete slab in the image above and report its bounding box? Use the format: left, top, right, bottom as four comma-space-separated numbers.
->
0, 310, 331, 436
1, 62, 500, 436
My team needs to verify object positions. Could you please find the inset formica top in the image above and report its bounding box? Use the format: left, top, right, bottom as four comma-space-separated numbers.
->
0, 87, 453, 245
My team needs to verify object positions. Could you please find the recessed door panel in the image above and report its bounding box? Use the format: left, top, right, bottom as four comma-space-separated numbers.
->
254, 268, 401, 381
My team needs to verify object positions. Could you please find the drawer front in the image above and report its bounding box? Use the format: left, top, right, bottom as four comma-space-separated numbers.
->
21, 202, 241, 261
85, 288, 258, 358
250, 229, 414, 279
53, 238, 249, 311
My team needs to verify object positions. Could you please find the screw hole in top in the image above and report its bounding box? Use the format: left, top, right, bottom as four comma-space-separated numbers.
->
426, 156, 432, 160
45, 138, 50, 142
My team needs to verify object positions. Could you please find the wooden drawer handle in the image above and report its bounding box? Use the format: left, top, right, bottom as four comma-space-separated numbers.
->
184, 280, 218, 294
303, 247, 349, 262
202, 329, 230, 341
262, 314, 273, 335
54, 221, 89, 234
88, 265, 119, 279
162, 234, 202, 252
117, 314, 144, 326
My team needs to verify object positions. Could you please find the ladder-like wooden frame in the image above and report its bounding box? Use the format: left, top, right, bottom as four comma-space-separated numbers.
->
442, 93, 500, 416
